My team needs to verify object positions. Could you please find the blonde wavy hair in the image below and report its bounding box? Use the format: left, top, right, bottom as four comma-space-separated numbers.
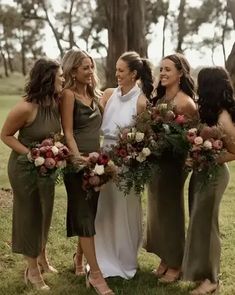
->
62, 48, 101, 99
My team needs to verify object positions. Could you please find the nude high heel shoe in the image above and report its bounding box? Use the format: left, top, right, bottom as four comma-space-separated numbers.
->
85, 265, 115, 295
24, 268, 50, 291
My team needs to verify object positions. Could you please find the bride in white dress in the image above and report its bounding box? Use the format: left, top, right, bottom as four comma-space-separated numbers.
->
95, 51, 154, 279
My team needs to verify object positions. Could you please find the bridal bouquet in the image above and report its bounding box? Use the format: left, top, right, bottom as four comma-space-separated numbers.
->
149, 102, 193, 157
185, 124, 225, 181
26, 135, 70, 178
109, 126, 158, 196
82, 152, 118, 197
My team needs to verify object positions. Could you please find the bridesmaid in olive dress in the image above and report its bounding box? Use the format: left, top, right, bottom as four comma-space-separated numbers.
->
61, 49, 114, 295
182, 67, 235, 294
145, 53, 197, 283
1, 58, 64, 290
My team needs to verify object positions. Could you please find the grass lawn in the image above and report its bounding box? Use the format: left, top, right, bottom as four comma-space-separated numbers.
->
0, 94, 235, 294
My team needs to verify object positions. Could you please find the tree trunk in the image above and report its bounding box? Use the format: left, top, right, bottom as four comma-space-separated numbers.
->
41, 0, 64, 57
21, 37, 27, 76
104, 0, 128, 87
176, 0, 186, 53
226, 0, 235, 88
127, 0, 147, 56
0, 46, 9, 77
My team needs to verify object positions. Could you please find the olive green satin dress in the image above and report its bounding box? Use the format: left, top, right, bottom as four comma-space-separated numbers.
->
182, 164, 229, 283
64, 98, 102, 237
145, 97, 188, 268
8, 105, 61, 257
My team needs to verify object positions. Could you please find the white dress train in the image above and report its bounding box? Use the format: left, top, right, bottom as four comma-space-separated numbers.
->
95, 85, 143, 279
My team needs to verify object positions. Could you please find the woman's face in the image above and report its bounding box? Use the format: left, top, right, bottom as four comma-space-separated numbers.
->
115, 58, 135, 87
159, 58, 182, 88
74, 57, 94, 85
54, 66, 65, 94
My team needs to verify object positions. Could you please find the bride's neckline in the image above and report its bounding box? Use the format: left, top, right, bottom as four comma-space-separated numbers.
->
116, 85, 140, 101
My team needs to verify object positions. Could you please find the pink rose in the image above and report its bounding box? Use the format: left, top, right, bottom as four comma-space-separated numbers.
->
58, 146, 70, 158
44, 158, 56, 169
174, 115, 185, 124
89, 152, 100, 163
213, 139, 223, 150
200, 126, 214, 140
40, 138, 53, 147
88, 175, 100, 186
39, 146, 51, 154
194, 136, 203, 145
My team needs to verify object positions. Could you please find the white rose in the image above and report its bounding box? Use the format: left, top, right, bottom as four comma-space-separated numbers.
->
107, 160, 115, 166
162, 124, 170, 134
136, 154, 146, 162
51, 146, 59, 155
135, 132, 145, 142
203, 140, 212, 149
194, 136, 203, 145
188, 128, 198, 134
34, 156, 45, 167
27, 152, 33, 162
54, 141, 64, 148
127, 132, 135, 140
93, 164, 105, 175
158, 103, 168, 111
142, 147, 151, 157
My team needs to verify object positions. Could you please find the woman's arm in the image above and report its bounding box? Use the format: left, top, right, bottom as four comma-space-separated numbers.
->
100, 88, 114, 108
0, 101, 34, 154
217, 110, 235, 163
175, 94, 198, 120
60, 89, 80, 158
137, 94, 147, 114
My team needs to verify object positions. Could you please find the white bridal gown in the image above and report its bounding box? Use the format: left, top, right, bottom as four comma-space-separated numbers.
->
95, 85, 143, 279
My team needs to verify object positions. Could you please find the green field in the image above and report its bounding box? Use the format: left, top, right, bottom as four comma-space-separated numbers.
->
0, 79, 235, 294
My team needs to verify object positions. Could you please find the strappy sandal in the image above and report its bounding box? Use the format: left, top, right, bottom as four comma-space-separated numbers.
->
190, 279, 219, 294
38, 258, 58, 274
152, 261, 168, 278
24, 267, 50, 291
73, 253, 85, 276
85, 265, 115, 295
158, 268, 181, 283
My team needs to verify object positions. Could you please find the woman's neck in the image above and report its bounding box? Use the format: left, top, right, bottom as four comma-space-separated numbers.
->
120, 83, 136, 95
73, 83, 88, 97
165, 86, 180, 101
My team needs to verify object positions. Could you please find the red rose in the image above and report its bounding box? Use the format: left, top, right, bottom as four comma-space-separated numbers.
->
45, 150, 54, 158
31, 148, 40, 159
117, 148, 128, 158
44, 158, 56, 169
174, 115, 185, 124
98, 154, 109, 165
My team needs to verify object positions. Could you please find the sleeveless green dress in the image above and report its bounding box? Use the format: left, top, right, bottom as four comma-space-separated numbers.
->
145, 98, 188, 268
8, 105, 61, 258
64, 97, 102, 237
182, 164, 229, 283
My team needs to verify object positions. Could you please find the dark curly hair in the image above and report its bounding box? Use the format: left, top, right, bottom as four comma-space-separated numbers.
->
152, 53, 195, 105
24, 58, 60, 105
119, 51, 154, 99
197, 66, 235, 126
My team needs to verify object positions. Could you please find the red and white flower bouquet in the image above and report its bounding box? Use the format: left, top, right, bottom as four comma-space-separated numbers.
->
109, 126, 158, 195
82, 152, 118, 196
185, 124, 225, 180
27, 136, 70, 178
